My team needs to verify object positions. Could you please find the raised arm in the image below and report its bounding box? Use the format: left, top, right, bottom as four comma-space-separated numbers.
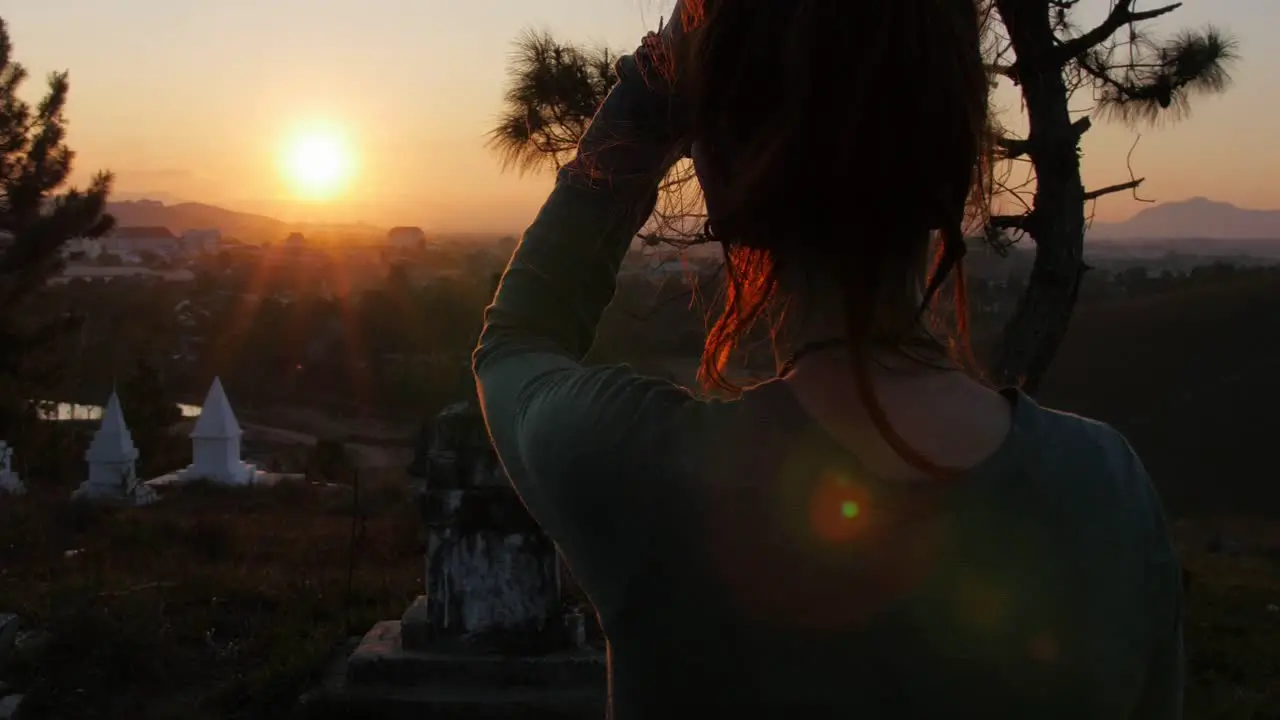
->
471, 19, 697, 585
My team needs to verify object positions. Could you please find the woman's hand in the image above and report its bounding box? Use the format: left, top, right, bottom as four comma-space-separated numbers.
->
637, 0, 688, 91
559, 1, 691, 190
659, 0, 689, 57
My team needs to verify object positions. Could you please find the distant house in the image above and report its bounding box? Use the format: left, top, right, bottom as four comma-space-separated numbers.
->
50, 266, 196, 285
62, 236, 104, 260
181, 228, 222, 254
387, 226, 427, 250
102, 226, 182, 255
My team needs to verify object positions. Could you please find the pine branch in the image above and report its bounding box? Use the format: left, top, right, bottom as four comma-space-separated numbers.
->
990, 214, 1036, 235
1081, 27, 1239, 126
1084, 178, 1145, 201
487, 29, 615, 177
1057, 1, 1183, 63
996, 117, 1092, 160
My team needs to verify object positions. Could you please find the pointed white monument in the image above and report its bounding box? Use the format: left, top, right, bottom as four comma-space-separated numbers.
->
73, 391, 155, 504
0, 441, 25, 495
177, 377, 257, 485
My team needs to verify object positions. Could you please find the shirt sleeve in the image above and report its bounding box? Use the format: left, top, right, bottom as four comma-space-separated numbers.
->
471, 48, 699, 594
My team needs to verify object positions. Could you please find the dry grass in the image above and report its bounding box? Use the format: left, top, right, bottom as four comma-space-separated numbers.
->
1176, 519, 1280, 719
0, 476, 422, 720
0, 479, 1276, 718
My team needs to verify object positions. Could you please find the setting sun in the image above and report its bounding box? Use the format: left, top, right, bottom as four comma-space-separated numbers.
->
282, 129, 353, 200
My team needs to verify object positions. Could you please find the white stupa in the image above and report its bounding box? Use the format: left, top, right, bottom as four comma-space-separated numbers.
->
177, 377, 257, 485
73, 391, 155, 504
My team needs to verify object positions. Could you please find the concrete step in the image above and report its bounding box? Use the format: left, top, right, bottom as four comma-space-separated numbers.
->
347, 621, 607, 689
300, 679, 606, 720
295, 623, 608, 720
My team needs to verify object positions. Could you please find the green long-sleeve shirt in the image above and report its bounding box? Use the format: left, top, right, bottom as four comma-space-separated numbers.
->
473, 49, 1183, 720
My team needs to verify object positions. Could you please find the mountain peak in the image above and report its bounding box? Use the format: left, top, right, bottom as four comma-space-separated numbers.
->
1180, 196, 1236, 209
1088, 197, 1280, 240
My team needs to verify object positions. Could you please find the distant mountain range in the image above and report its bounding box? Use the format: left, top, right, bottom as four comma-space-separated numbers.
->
105, 199, 385, 243
104, 195, 1279, 245
1088, 197, 1280, 240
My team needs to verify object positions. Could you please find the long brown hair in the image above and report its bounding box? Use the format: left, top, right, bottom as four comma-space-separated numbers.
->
675, 0, 994, 477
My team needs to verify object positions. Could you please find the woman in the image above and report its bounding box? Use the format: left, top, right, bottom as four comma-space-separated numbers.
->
474, 1, 1183, 717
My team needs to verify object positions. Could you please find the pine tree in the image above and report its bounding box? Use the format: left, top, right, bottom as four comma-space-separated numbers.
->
487, 3, 1237, 392
984, 0, 1237, 390
118, 357, 182, 478
0, 17, 114, 429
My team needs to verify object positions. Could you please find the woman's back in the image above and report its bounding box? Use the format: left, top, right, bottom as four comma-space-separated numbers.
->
589, 381, 1181, 718
472, 1, 1183, 715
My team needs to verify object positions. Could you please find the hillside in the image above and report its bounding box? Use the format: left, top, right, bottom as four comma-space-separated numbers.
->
106, 200, 288, 242
1037, 275, 1280, 516
105, 200, 386, 243
1089, 196, 1280, 240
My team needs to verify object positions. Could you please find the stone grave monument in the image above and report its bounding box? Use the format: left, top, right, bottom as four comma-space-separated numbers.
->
300, 398, 606, 718
72, 390, 156, 505
174, 377, 259, 485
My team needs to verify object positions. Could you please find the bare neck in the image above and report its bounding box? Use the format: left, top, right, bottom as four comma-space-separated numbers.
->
769, 258, 936, 372
780, 335, 1007, 482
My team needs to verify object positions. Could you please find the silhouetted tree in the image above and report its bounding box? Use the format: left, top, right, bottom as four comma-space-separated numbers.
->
0, 17, 114, 431
119, 358, 181, 430
118, 357, 182, 477
488, 3, 1237, 392
985, 0, 1237, 389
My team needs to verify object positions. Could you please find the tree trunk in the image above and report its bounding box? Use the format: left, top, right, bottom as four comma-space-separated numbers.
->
991, 0, 1089, 394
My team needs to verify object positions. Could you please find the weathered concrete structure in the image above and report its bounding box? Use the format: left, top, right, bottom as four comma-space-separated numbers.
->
300, 399, 606, 718
0, 441, 23, 495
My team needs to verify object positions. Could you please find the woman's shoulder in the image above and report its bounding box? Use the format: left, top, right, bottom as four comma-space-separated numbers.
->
1007, 391, 1173, 542
1013, 391, 1145, 475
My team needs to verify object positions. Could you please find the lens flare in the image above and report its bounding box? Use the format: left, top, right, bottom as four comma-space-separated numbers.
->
809, 471, 868, 544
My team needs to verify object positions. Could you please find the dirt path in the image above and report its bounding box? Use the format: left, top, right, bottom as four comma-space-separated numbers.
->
243, 423, 411, 469
172, 418, 412, 470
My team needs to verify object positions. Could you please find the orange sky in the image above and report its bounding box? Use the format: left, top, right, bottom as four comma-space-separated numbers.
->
4, 0, 1273, 233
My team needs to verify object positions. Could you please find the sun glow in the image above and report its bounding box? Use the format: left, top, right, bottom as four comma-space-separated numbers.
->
282, 128, 354, 200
